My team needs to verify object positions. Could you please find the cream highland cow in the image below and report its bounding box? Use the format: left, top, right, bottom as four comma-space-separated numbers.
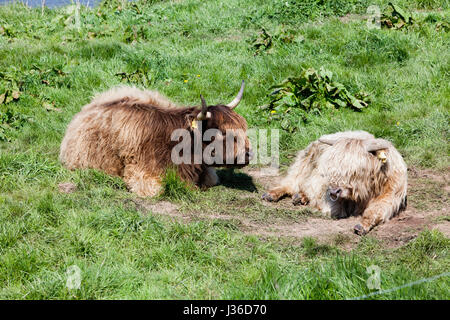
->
262, 131, 408, 235
60, 82, 252, 197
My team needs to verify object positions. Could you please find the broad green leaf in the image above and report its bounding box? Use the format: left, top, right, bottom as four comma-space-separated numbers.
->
260, 66, 371, 130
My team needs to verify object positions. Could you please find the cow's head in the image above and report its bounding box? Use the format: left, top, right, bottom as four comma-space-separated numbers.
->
192, 81, 252, 167
319, 136, 391, 204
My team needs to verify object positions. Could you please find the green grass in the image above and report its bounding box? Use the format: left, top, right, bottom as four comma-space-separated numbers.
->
0, 0, 449, 299
159, 168, 196, 202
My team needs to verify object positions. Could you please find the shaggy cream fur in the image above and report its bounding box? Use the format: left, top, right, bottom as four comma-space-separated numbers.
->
263, 131, 408, 235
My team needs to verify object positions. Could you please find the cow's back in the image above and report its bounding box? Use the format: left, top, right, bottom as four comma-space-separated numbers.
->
59, 102, 125, 176
59, 87, 181, 177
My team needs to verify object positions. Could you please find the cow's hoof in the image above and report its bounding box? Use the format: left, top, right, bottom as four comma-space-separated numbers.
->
262, 193, 274, 202
292, 193, 308, 206
354, 224, 368, 236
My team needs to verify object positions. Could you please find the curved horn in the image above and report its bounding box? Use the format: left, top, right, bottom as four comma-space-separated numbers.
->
226, 80, 245, 109
197, 94, 211, 120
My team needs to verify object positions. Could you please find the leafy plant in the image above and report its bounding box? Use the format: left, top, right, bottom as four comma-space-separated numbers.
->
381, 2, 414, 30
0, 24, 15, 38
115, 68, 153, 86
122, 25, 149, 44
29, 64, 69, 88
251, 28, 273, 55
435, 21, 450, 32
0, 68, 29, 141
0, 106, 28, 142
250, 26, 301, 55
0, 69, 23, 93
0, 89, 20, 105
260, 67, 370, 132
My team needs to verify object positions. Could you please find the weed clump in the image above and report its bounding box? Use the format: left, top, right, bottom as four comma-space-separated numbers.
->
381, 3, 414, 30
0, 69, 29, 141
250, 26, 301, 55
260, 67, 370, 132
0, 106, 28, 142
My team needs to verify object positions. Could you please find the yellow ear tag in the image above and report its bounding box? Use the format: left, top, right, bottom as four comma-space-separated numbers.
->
377, 150, 387, 163
191, 120, 198, 129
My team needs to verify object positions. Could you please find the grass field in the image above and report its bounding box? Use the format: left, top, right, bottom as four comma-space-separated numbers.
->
0, 0, 449, 299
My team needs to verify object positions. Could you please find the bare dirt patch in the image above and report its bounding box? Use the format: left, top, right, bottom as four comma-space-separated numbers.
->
131, 167, 449, 249
245, 166, 449, 248
339, 13, 368, 24
125, 198, 183, 220
58, 182, 77, 194
409, 166, 449, 184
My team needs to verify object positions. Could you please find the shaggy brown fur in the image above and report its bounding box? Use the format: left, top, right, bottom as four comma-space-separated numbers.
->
262, 131, 408, 235
60, 86, 251, 197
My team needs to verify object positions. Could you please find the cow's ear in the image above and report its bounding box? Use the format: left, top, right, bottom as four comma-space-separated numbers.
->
319, 137, 339, 146
364, 139, 390, 152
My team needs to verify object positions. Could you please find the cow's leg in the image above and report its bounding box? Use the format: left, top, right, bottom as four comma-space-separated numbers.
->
354, 188, 406, 235
262, 167, 301, 202
123, 165, 162, 197
262, 143, 318, 203
262, 172, 301, 202
262, 185, 293, 202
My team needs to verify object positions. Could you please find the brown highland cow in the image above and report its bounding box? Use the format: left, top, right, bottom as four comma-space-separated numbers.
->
60, 81, 252, 197
262, 131, 407, 235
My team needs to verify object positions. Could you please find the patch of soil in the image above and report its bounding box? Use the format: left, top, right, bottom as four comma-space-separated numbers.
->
130, 167, 449, 250
339, 13, 368, 24
370, 208, 448, 248
244, 167, 281, 189
408, 166, 449, 184
126, 198, 183, 220
246, 166, 450, 248
58, 182, 77, 194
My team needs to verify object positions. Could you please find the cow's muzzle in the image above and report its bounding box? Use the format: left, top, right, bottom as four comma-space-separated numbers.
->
328, 187, 342, 202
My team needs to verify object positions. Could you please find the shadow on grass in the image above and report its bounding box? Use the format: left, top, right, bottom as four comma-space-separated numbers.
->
216, 168, 257, 192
